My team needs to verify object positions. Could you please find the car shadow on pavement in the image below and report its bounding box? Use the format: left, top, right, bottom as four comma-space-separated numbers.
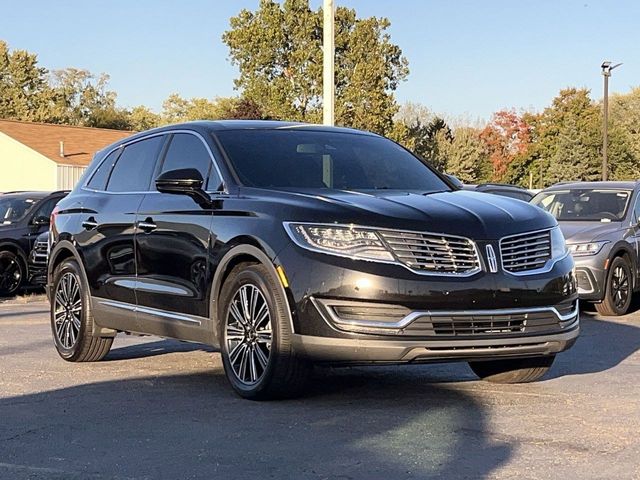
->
104, 339, 214, 361
0, 369, 511, 480
547, 313, 640, 378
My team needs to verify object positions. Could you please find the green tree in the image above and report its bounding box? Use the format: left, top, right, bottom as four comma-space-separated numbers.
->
0, 40, 56, 122
440, 127, 486, 183
223, 0, 408, 134
538, 89, 602, 184
608, 87, 640, 180
160, 94, 266, 123
128, 105, 162, 131
49, 68, 130, 128
390, 103, 452, 170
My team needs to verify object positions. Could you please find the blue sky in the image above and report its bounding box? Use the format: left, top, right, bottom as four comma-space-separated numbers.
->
2, 0, 638, 121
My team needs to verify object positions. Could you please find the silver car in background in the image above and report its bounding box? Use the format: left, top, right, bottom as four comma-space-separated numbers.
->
532, 181, 640, 316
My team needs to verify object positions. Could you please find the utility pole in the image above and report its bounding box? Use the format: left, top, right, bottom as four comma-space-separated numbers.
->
323, 0, 335, 126
601, 61, 622, 181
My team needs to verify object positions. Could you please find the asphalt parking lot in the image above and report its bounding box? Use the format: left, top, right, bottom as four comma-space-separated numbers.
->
0, 299, 638, 480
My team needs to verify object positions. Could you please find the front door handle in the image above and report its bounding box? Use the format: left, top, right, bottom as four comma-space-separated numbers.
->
138, 218, 157, 233
81, 217, 98, 230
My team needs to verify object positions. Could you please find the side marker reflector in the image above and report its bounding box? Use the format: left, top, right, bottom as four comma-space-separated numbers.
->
276, 265, 289, 288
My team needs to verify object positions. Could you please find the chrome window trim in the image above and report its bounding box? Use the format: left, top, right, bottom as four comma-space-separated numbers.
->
283, 221, 483, 277
82, 129, 227, 195
313, 296, 579, 331
498, 227, 568, 276
97, 298, 204, 325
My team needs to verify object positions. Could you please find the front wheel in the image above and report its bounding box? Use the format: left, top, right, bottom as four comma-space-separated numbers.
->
51, 259, 113, 362
595, 256, 632, 316
468, 355, 555, 383
0, 251, 24, 297
218, 263, 310, 400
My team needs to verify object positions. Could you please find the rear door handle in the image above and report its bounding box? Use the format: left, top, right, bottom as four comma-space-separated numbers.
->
81, 217, 98, 230
138, 218, 157, 233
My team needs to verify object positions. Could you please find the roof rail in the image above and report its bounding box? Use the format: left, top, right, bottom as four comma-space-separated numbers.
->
51, 190, 71, 195
1, 190, 27, 194
476, 183, 526, 189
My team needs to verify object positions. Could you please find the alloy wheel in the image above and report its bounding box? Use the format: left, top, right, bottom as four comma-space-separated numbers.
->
611, 265, 629, 310
225, 284, 273, 385
0, 256, 22, 295
53, 272, 82, 349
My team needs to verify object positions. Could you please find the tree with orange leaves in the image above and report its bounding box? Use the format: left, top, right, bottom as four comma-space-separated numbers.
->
480, 110, 531, 182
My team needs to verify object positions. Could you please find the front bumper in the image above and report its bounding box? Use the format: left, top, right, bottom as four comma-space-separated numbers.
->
276, 243, 579, 364
292, 327, 579, 364
572, 254, 607, 301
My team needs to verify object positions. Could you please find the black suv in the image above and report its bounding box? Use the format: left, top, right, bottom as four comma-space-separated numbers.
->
464, 183, 534, 202
0, 191, 67, 296
49, 121, 578, 399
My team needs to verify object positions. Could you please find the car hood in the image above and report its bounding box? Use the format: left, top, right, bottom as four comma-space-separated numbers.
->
256, 188, 557, 240
558, 221, 624, 243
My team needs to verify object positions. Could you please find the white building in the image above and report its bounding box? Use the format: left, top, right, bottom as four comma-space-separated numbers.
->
0, 119, 132, 191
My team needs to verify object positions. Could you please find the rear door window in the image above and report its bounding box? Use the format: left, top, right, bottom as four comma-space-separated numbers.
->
106, 136, 165, 192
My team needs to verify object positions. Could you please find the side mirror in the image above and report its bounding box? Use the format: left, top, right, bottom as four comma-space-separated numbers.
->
155, 168, 212, 208
32, 215, 50, 226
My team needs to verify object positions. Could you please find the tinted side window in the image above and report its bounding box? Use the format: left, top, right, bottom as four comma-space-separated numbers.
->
87, 149, 120, 190
160, 133, 214, 186
633, 195, 640, 223
107, 136, 164, 192
32, 197, 60, 221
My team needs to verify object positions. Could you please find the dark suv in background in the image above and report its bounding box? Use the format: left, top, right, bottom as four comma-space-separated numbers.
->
49, 121, 578, 399
532, 181, 640, 316
0, 190, 67, 296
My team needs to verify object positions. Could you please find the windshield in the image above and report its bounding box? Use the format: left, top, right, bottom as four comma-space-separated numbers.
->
531, 189, 631, 222
0, 196, 39, 225
214, 129, 450, 193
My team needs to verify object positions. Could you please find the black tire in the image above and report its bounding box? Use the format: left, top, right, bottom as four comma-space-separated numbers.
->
468, 355, 555, 383
595, 256, 632, 316
218, 262, 310, 400
51, 259, 113, 362
0, 250, 25, 297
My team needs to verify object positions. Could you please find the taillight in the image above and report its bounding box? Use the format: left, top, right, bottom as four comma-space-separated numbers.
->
50, 205, 59, 226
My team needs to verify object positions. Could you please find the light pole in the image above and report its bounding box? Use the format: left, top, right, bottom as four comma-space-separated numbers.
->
323, 0, 335, 126
601, 61, 622, 181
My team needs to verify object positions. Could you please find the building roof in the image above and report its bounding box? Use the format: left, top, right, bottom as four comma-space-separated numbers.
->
0, 119, 133, 167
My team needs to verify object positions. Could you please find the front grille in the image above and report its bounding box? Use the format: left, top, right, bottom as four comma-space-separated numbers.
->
31, 241, 49, 265
500, 230, 551, 273
402, 309, 569, 337
378, 230, 480, 274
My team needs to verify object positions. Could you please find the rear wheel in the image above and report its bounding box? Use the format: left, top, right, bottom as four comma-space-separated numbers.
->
218, 262, 310, 400
468, 355, 555, 383
51, 259, 113, 361
595, 256, 632, 316
0, 250, 24, 297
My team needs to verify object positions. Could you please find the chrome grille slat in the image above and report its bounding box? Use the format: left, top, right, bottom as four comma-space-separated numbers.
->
379, 230, 480, 275
500, 229, 552, 273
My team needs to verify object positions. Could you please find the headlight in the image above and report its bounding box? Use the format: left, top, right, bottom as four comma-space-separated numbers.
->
284, 223, 394, 262
550, 227, 568, 259
567, 241, 609, 257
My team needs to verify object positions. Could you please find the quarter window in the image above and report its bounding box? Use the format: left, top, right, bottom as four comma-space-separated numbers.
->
87, 149, 121, 190
107, 136, 164, 192
160, 133, 215, 187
